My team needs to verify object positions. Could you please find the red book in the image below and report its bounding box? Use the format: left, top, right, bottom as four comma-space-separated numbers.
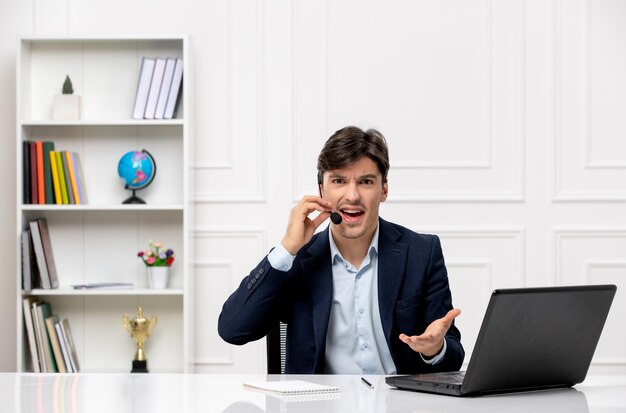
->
30, 142, 38, 204
36, 141, 44, 204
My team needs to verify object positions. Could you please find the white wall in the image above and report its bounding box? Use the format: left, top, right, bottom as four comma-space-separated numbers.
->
1, 0, 625, 374
0, 0, 31, 372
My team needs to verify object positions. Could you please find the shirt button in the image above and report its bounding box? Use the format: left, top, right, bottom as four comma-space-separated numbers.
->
359, 308, 364, 314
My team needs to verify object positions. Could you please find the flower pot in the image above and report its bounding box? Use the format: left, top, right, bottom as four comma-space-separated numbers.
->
147, 266, 169, 289
53, 94, 81, 120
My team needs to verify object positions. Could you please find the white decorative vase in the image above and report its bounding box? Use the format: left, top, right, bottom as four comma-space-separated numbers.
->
53, 94, 81, 120
147, 266, 169, 289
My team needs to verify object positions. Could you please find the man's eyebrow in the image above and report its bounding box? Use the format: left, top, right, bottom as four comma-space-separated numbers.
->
327, 172, 346, 179
327, 172, 379, 180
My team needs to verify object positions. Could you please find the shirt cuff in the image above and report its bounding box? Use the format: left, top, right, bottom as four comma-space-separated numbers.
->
420, 338, 447, 365
267, 243, 296, 272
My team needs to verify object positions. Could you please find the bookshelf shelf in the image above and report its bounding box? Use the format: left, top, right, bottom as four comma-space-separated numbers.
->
23, 288, 184, 296
16, 35, 191, 374
21, 119, 184, 126
21, 204, 185, 211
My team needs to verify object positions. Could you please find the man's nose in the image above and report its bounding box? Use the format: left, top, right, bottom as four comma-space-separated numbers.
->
344, 181, 360, 202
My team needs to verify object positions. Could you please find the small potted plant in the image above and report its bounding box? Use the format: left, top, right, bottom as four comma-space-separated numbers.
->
53, 75, 81, 120
138, 240, 175, 289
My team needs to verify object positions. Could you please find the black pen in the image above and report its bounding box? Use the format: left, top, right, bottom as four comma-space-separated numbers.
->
361, 377, 374, 389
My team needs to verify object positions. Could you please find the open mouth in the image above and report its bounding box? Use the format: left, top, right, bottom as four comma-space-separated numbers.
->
340, 209, 365, 219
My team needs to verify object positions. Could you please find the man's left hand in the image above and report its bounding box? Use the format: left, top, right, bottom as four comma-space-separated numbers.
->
399, 308, 461, 357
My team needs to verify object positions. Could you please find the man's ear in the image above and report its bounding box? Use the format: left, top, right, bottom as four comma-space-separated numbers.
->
381, 182, 389, 202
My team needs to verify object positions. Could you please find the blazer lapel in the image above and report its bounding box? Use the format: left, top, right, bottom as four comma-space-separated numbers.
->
377, 219, 408, 350
300, 228, 333, 371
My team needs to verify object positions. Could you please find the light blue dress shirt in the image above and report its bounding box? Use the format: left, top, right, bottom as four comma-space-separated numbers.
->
268, 224, 446, 374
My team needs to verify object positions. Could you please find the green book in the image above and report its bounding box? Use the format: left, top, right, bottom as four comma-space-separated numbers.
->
55, 151, 69, 204
42, 141, 55, 204
36, 302, 58, 373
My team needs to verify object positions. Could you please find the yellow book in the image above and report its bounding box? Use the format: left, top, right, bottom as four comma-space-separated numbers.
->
49, 151, 62, 205
65, 151, 80, 205
55, 152, 69, 204
45, 316, 67, 373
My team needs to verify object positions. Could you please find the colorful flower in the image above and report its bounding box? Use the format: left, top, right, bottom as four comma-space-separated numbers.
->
137, 240, 175, 267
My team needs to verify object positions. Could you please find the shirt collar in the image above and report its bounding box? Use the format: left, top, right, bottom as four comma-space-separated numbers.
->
329, 223, 380, 267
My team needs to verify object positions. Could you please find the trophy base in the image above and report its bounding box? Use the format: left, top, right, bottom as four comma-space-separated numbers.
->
131, 360, 149, 373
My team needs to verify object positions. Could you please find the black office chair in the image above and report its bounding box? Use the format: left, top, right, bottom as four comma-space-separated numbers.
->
266, 322, 287, 374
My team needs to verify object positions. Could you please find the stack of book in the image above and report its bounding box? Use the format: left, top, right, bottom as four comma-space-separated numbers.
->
22, 297, 80, 373
22, 141, 88, 205
132, 56, 183, 120
21, 218, 58, 291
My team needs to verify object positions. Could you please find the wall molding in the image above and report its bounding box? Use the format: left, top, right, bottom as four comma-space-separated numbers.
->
553, 227, 626, 284
193, 0, 267, 204
553, 0, 626, 201
291, 0, 525, 202
191, 230, 266, 367
418, 227, 526, 285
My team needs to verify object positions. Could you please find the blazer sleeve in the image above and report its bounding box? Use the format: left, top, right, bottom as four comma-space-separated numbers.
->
391, 233, 465, 374
217, 255, 291, 345
421, 235, 464, 372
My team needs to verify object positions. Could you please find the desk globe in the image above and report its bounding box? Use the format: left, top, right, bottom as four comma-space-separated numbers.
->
117, 149, 156, 204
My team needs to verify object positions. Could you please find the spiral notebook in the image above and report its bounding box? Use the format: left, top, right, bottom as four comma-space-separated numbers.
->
243, 380, 340, 401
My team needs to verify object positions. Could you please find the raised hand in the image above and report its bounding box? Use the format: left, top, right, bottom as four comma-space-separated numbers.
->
281, 196, 332, 255
399, 308, 461, 357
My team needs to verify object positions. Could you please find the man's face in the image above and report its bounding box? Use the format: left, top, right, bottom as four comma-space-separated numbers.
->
319, 157, 388, 243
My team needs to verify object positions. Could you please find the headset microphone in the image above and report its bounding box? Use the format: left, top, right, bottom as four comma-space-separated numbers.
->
330, 212, 343, 225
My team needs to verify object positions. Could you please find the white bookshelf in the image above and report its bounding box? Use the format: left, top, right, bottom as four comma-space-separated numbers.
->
15, 35, 191, 373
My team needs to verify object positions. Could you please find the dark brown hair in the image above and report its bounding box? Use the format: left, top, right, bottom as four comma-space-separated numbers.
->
317, 126, 390, 185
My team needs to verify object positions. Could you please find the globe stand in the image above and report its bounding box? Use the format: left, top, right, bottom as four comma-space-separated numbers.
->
122, 189, 146, 204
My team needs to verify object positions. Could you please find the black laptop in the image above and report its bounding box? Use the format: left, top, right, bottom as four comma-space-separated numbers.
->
386, 284, 616, 396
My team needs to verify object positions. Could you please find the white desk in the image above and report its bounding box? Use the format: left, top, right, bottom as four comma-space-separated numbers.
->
1, 374, 625, 412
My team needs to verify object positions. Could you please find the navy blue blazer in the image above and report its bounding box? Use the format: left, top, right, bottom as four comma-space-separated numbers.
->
218, 218, 464, 374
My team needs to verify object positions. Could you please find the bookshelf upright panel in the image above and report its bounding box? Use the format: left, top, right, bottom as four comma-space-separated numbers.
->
16, 35, 191, 373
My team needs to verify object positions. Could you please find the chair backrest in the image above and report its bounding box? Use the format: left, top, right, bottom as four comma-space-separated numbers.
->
266, 322, 287, 374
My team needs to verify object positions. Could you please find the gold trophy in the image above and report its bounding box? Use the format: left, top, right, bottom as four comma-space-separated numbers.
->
123, 307, 157, 373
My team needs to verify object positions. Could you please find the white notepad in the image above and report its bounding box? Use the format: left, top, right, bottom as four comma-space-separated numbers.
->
243, 380, 340, 397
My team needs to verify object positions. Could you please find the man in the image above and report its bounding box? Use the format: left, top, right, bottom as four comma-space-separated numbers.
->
218, 126, 464, 374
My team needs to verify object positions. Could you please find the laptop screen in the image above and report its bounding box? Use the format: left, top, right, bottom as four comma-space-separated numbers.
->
460, 285, 616, 395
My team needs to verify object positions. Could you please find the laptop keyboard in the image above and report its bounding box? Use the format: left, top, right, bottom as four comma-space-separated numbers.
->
418, 371, 466, 384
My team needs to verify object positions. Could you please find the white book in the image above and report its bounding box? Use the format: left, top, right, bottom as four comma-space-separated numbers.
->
70, 152, 85, 204
132, 57, 156, 119
143, 57, 167, 119
31, 304, 46, 372
164, 58, 183, 119
29, 220, 51, 289
22, 297, 41, 372
71, 282, 134, 290
154, 58, 176, 119
60, 319, 80, 372
37, 218, 59, 289
21, 229, 32, 291
55, 321, 73, 373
